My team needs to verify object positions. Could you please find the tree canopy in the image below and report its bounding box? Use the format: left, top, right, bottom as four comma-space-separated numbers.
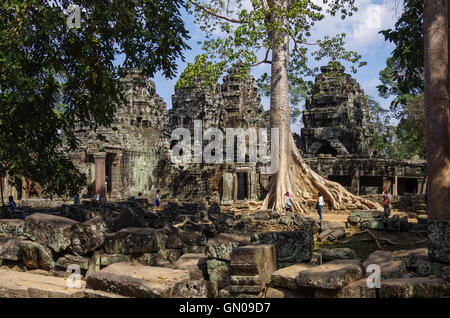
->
0, 0, 190, 198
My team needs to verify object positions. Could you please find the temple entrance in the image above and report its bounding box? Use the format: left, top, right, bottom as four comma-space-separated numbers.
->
237, 172, 248, 200
359, 176, 383, 195
398, 178, 418, 195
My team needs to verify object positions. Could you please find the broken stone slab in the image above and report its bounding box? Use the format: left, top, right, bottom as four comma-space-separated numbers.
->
84, 289, 130, 298
320, 221, 346, 232
0, 268, 85, 298
20, 240, 54, 270
71, 216, 107, 255
441, 266, 450, 283
296, 259, 364, 289
63, 205, 93, 222
414, 259, 447, 277
85, 262, 190, 298
251, 231, 313, 263
317, 229, 334, 242
347, 210, 375, 224
205, 233, 250, 261
363, 250, 408, 279
55, 254, 90, 271
172, 280, 218, 298
133, 250, 171, 267
360, 220, 385, 230
0, 219, 25, 236
380, 277, 450, 298
265, 287, 315, 298
271, 264, 317, 290
24, 213, 78, 252
0, 236, 26, 261
173, 253, 208, 280
254, 211, 270, 220
99, 253, 131, 267
327, 229, 346, 242
279, 216, 292, 226
318, 248, 357, 262
335, 278, 376, 298
104, 227, 166, 254
207, 259, 230, 289
165, 226, 207, 249
229, 285, 262, 294
230, 245, 277, 281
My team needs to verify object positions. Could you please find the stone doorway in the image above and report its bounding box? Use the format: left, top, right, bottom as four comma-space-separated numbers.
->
398, 178, 418, 195
237, 172, 248, 200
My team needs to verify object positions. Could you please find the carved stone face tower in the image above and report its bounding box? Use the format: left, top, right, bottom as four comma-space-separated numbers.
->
301, 62, 374, 157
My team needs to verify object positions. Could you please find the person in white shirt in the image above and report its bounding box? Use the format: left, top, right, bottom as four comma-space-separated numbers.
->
317, 192, 324, 222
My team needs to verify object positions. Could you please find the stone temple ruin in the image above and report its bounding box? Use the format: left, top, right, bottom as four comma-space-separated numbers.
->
300, 63, 427, 197
1, 64, 447, 299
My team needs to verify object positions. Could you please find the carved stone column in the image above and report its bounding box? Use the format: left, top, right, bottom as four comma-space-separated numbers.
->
94, 153, 106, 201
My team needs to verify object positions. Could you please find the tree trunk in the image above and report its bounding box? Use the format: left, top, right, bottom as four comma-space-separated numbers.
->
261, 0, 380, 213
424, 0, 450, 263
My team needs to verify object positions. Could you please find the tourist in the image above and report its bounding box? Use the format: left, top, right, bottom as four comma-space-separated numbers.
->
382, 189, 392, 218
8, 196, 16, 213
74, 192, 80, 205
284, 192, 292, 213
154, 189, 161, 207
135, 192, 143, 199
317, 192, 324, 222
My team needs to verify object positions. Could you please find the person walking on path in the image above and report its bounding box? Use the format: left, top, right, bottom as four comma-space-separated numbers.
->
382, 189, 392, 218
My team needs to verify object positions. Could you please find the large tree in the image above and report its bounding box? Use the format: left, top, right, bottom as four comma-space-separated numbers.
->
180, 0, 379, 212
423, 0, 450, 221
0, 0, 190, 203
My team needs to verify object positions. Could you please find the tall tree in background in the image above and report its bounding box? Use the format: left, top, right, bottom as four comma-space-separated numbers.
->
378, 0, 426, 159
423, 0, 450, 230
180, 0, 379, 212
0, 1, 190, 200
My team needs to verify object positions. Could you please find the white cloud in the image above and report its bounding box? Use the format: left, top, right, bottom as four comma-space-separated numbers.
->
310, 0, 399, 54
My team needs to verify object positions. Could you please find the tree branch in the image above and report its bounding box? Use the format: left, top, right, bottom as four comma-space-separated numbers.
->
252, 48, 272, 66
188, 0, 242, 24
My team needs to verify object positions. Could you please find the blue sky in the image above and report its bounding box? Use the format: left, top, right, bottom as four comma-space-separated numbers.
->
120, 0, 401, 132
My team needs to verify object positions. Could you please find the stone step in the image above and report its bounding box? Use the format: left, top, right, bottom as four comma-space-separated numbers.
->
0, 268, 85, 298
85, 262, 190, 298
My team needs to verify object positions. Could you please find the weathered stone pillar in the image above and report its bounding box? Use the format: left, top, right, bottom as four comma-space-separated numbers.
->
392, 176, 398, 196
221, 172, 234, 205
233, 173, 238, 201
94, 153, 106, 201
248, 171, 257, 201
350, 174, 360, 195
110, 153, 122, 196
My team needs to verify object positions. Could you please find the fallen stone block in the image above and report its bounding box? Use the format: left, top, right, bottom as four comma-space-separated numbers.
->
0, 268, 85, 298
56, 254, 90, 271
134, 250, 171, 267
321, 221, 346, 232
182, 245, 205, 254
173, 253, 208, 280
84, 289, 129, 298
207, 259, 230, 289
317, 229, 334, 242
230, 245, 276, 294
309, 252, 322, 265
172, 280, 218, 298
0, 236, 26, 261
271, 264, 317, 290
319, 248, 356, 262
441, 266, 450, 283
98, 253, 130, 267
104, 227, 166, 254
230, 275, 261, 286
363, 250, 407, 279
380, 277, 450, 298
85, 262, 189, 298
0, 219, 25, 236
20, 241, 54, 270
296, 260, 364, 289
206, 233, 250, 261
251, 231, 313, 263
265, 287, 314, 298
71, 217, 107, 255
336, 278, 376, 298
24, 213, 78, 252
347, 210, 374, 224
327, 229, 346, 242
361, 220, 385, 230
254, 211, 270, 220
